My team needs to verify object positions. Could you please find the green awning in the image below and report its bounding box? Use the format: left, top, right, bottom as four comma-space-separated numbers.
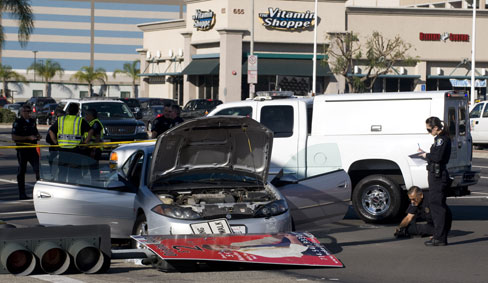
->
181, 58, 219, 75
242, 58, 332, 76
138, 72, 181, 77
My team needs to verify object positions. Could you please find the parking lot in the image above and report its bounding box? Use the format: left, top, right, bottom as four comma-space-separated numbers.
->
1, 127, 487, 282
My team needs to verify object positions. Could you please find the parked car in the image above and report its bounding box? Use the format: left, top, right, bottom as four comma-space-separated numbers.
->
118, 98, 142, 118
25, 97, 56, 118
140, 105, 165, 130
0, 96, 9, 107
34, 117, 292, 240
137, 98, 176, 109
59, 99, 148, 145
180, 99, 222, 119
35, 103, 58, 125
3, 103, 21, 117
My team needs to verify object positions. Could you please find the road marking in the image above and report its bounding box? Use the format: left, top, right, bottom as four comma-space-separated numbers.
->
448, 196, 488, 199
0, 177, 34, 187
473, 165, 488, 169
31, 275, 86, 283
471, 192, 488, 195
0, 210, 36, 216
480, 176, 488, 179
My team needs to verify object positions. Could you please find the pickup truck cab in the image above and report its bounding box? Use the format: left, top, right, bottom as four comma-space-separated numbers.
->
209, 91, 479, 223
469, 101, 488, 146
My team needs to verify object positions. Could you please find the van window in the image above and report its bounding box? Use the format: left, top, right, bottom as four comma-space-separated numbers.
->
459, 107, 467, 136
447, 108, 456, 137
215, 107, 252, 117
469, 103, 484, 118
260, 106, 293, 138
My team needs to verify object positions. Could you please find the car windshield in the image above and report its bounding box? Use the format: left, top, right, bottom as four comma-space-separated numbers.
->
152, 106, 164, 114
81, 102, 134, 119
152, 172, 260, 189
8, 104, 20, 110
186, 100, 221, 111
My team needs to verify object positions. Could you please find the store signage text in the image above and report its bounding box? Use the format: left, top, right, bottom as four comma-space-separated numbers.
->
193, 9, 216, 31
259, 8, 315, 30
419, 32, 469, 42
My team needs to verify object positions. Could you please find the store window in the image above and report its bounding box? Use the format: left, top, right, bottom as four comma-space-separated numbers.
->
79, 91, 88, 99
120, 91, 130, 98
33, 90, 43, 97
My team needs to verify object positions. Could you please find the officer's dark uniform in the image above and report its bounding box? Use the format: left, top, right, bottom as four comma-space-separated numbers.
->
171, 116, 184, 128
405, 193, 448, 236
425, 132, 452, 244
151, 115, 172, 137
12, 118, 40, 199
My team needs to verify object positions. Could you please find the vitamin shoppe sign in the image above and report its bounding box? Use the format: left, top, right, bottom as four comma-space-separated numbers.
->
259, 8, 315, 30
419, 32, 469, 42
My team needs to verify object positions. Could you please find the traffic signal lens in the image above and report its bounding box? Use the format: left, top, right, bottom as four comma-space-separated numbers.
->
6, 250, 34, 275
75, 246, 103, 273
41, 248, 68, 274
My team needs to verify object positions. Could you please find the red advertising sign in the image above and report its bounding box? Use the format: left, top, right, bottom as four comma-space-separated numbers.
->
419, 32, 469, 42
132, 232, 343, 267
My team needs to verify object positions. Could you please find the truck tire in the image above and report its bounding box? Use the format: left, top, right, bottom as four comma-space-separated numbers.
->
352, 175, 403, 223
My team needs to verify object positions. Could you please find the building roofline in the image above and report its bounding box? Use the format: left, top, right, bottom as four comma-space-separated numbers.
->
138, 19, 186, 31
347, 6, 488, 18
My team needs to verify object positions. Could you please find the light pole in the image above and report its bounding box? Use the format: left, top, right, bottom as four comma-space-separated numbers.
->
312, 0, 318, 96
470, 1, 476, 107
33, 50, 38, 82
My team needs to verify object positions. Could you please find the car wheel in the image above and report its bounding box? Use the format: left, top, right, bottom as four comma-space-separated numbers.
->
131, 214, 148, 249
352, 175, 403, 223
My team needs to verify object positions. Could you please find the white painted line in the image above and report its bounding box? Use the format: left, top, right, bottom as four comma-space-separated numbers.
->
480, 176, 488, 179
448, 196, 488, 199
471, 191, 488, 195
31, 274, 86, 283
0, 177, 34, 187
0, 210, 35, 216
473, 165, 488, 169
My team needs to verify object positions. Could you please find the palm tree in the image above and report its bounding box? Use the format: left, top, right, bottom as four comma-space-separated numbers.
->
113, 60, 140, 98
71, 66, 108, 97
0, 0, 34, 47
27, 59, 64, 97
0, 64, 27, 102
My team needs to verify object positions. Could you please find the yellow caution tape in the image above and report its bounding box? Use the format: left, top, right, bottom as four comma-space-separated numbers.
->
0, 139, 157, 149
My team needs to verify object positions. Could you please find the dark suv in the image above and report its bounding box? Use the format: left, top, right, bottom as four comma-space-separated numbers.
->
25, 97, 56, 118
59, 99, 148, 145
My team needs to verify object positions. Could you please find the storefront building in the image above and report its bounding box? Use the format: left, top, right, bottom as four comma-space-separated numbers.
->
138, 0, 488, 104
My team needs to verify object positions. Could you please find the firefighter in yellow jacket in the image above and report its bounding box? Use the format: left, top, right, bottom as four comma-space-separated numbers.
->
49, 103, 93, 183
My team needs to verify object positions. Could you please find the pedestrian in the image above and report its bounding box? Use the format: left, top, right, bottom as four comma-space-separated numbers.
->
83, 108, 104, 183
46, 108, 65, 173
170, 104, 184, 128
49, 103, 93, 183
11, 105, 41, 199
418, 116, 452, 246
394, 186, 451, 238
151, 104, 173, 138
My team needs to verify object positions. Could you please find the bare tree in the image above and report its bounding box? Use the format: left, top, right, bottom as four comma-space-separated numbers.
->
326, 31, 417, 93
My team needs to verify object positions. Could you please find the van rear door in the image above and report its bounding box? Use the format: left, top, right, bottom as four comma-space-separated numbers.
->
445, 95, 471, 166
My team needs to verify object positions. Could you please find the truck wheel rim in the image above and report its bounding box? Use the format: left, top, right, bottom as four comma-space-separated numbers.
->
361, 185, 390, 216
135, 221, 148, 250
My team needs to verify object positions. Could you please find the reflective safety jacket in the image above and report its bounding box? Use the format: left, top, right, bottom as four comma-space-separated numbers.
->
83, 118, 104, 143
57, 115, 83, 149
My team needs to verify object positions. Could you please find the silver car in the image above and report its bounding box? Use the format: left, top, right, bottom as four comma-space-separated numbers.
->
34, 117, 292, 240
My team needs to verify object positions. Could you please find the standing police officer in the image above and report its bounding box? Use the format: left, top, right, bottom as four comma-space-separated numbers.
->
83, 108, 103, 182
151, 104, 173, 138
11, 105, 41, 199
49, 103, 92, 183
419, 116, 452, 246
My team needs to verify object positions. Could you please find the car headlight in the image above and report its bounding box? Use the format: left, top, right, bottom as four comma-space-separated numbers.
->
254, 199, 288, 218
151, 204, 201, 220
136, 125, 146, 133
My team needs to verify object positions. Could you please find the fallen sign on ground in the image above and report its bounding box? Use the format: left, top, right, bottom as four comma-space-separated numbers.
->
131, 232, 343, 268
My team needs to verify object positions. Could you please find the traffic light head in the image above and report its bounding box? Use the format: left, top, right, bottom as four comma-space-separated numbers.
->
0, 225, 111, 275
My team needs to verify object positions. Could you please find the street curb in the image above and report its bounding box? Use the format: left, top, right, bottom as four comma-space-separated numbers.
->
1, 123, 488, 158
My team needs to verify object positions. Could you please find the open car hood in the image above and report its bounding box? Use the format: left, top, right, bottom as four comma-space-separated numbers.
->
149, 116, 273, 187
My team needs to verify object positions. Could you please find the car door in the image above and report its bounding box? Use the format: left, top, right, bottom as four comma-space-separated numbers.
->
34, 154, 137, 238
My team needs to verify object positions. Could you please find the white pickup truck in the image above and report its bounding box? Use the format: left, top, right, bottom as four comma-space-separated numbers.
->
209, 91, 479, 223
